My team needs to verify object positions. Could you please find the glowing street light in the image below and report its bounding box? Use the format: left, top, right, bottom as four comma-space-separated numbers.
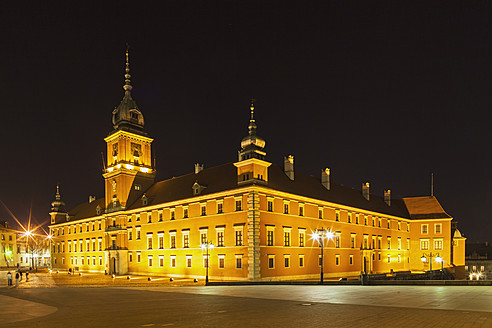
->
201, 241, 214, 285
310, 228, 334, 284
421, 252, 443, 280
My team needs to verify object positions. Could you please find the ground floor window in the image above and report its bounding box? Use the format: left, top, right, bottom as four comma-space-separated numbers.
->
268, 255, 275, 269
218, 255, 225, 269
186, 255, 192, 268
284, 255, 290, 268
235, 255, 242, 269
148, 255, 153, 267
335, 255, 340, 266
171, 256, 176, 268
159, 255, 164, 267
299, 255, 304, 267
349, 255, 353, 265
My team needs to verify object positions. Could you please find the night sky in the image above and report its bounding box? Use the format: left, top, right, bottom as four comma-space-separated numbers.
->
1, 2, 490, 241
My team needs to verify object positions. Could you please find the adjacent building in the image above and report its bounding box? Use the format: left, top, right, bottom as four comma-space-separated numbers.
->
465, 242, 491, 280
49, 51, 466, 280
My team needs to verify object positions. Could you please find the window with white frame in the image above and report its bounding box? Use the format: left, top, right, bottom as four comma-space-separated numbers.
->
129, 253, 133, 262
235, 255, 242, 269
147, 233, 153, 249
137, 252, 141, 263
216, 227, 225, 247
398, 237, 402, 250
298, 228, 306, 247
435, 223, 442, 234
170, 255, 176, 267
235, 197, 242, 211
350, 234, 356, 248
201, 204, 207, 216
183, 206, 188, 218
434, 238, 443, 250
363, 235, 369, 249
148, 255, 153, 267
200, 229, 208, 245
299, 203, 304, 216
218, 254, 225, 269
284, 255, 290, 268
234, 226, 243, 246
186, 255, 192, 268
182, 230, 190, 248
98, 237, 102, 251
283, 227, 291, 247
387, 254, 391, 263
268, 255, 275, 269
99, 256, 103, 265
217, 201, 223, 214
266, 226, 275, 246
420, 239, 429, 250
170, 232, 176, 248
170, 208, 175, 220
159, 255, 164, 267
283, 201, 289, 214
348, 213, 352, 223
136, 227, 141, 240
421, 224, 428, 234
299, 254, 304, 267
158, 233, 164, 249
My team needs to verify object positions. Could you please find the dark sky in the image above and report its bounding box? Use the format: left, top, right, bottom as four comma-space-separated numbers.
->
1, 2, 490, 241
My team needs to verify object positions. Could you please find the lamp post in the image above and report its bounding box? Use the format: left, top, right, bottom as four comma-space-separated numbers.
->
421, 252, 441, 280
435, 255, 444, 279
310, 229, 334, 284
201, 241, 214, 285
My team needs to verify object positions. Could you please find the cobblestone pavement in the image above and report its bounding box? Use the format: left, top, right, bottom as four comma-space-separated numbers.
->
1, 270, 491, 327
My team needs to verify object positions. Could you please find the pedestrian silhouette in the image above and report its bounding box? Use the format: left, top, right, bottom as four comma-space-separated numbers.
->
7, 272, 12, 286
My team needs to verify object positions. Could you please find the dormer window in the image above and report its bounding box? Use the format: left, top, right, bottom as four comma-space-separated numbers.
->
142, 194, 148, 206
96, 205, 101, 216
192, 182, 207, 195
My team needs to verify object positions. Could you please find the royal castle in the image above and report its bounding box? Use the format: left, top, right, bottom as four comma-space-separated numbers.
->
49, 51, 466, 281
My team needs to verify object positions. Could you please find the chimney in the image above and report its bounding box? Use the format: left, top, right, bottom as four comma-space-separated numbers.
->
4, 221, 8, 228
284, 155, 294, 180
194, 163, 204, 174
89, 195, 96, 203
362, 182, 370, 200
321, 168, 330, 190
384, 189, 391, 206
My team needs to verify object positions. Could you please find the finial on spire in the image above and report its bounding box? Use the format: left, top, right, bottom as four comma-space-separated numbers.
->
248, 98, 257, 135
123, 43, 132, 92
55, 184, 61, 201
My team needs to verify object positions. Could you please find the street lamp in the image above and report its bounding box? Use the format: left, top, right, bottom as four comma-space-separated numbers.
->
435, 255, 444, 279
201, 241, 214, 285
310, 229, 334, 284
421, 252, 442, 280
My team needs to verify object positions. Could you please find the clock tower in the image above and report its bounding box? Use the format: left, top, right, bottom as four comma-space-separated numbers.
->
103, 49, 156, 212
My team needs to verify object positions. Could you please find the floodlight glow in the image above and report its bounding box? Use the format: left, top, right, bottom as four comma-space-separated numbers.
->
421, 255, 427, 263
435, 256, 442, 263
325, 231, 334, 239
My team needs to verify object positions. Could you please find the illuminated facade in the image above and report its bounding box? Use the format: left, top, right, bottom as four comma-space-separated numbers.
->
49, 52, 466, 280
0, 221, 17, 268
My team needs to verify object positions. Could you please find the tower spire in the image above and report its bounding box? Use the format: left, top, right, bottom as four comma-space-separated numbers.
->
238, 99, 266, 161
124, 44, 132, 93
248, 98, 257, 136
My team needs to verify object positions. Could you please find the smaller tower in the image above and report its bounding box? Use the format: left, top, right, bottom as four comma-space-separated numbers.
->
234, 99, 271, 185
50, 185, 67, 224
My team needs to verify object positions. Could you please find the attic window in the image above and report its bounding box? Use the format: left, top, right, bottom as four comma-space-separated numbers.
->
135, 184, 141, 191
192, 182, 206, 195
131, 112, 139, 120
142, 194, 148, 206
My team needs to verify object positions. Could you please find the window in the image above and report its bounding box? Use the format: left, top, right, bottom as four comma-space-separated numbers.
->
335, 255, 340, 266
235, 228, 243, 246
170, 209, 175, 220
387, 220, 391, 229
129, 253, 133, 262
267, 227, 274, 246
434, 239, 443, 250
86, 239, 90, 251
98, 238, 102, 251
183, 232, 190, 248
378, 236, 382, 249
99, 256, 103, 265
284, 202, 289, 214
136, 227, 141, 240
349, 255, 354, 265
201, 205, 206, 216
186, 255, 192, 268
421, 224, 428, 234
407, 239, 410, 250
398, 254, 401, 263
158, 211, 163, 222
398, 222, 401, 231
268, 255, 275, 269
158, 234, 164, 249
363, 235, 368, 249
420, 239, 429, 250
334, 232, 341, 248
81, 256, 84, 265
147, 234, 153, 249
147, 212, 152, 223
372, 236, 376, 249
183, 207, 188, 218
68, 241, 72, 252
348, 213, 352, 223
217, 230, 224, 247
136, 214, 140, 222
218, 255, 225, 269
283, 228, 291, 247
267, 199, 273, 212
203, 255, 209, 268
350, 234, 356, 248
355, 214, 359, 224
298, 229, 305, 247
435, 224, 442, 234
318, 255, 322, 266
378, 218, 381, 228
387, 237, 391, 250
159, 255, 164, 267
98, 221, 102, 230
299, 204, 304, 216
200, 230, 208, 245
299, 255, 304, 267
364, 215, 368, 226
335, 210, 340, 221
148, 255, 153, 267
387, 255, 391, 263
235, 199, 242, 211
128, 231, 132, 240
170, 233, 176, 249
217, 202, 223, 214
284, 255, 290, 268
318, 208, 323, 219
398, 237, 402, 250
93, 256, 96, 265
235, 255, 242, 269
171, 255, 176, 268
378, 252, 381, 261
